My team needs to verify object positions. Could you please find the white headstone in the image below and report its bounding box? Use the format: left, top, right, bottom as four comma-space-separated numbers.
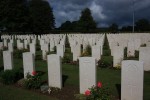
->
92, 45, 101, 61
3, 51, 14, 70
127, 40, 135, 57
113, 46, 124, 67
56, 44, 64, 58
47, 54, 62, 89
4, 39, 8, 47
0, 42, 3, 50
139, 47, 150, 71
30, 43, 35, 56
23, 52, 35, 78
79, 57, 96, 94
8, 43, 13, 52
73, 44, 81, 61
24, 40, 28, 49
121, 60, 143, 100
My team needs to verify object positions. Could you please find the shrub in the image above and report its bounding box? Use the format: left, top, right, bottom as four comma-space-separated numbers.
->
98, 60, 111, 68
103, 50, 111, 56
24, 71, 42, 89
140, 44, 146, 47
75, 82, 111, 100
135, 50, 139, 58
81, 45, 91, 57
13, 49, 29, 58
0, 68, 23, 85
36, 45, 41, 51
114, 63, 121, 70
62, 54, 72, 63
0, 50, 2, 57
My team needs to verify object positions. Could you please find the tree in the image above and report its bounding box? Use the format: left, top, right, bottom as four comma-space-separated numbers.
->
0, 0, 29, 32
59, 21, 73, 31
29, 0, 55, 33
78, 8, 97, 33
109, 23, 118, 33
135, 18, 150, 32
121, 26, 132, 32
59, 20, 79, 32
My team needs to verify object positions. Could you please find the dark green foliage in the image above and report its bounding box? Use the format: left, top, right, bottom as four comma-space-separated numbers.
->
103, 50, 111, 56
109, 23, 118, 33
35, 54, 42, 60
121, 26, 132, 32
141, 44, 146, 47
0, 68, 23, 85
81, 45, 91, 57
13, 49, 29, 58
24, 72, 42, 89
98, 58, 112, 68
86, 45, 91, 55
36, 45, 41, 51
29, 0, 55, 33
59, 21, 73, 31
78, 8, 97, 33
65, 36, 70, 48
62, 54, 72, 63
0, 0, 55, 33
135, 50, 139, 58
135, 18, 150, 32
59, 8, 97, 33
103, 34, 111, 56
87, 86, 110, 100
124, 48, 139, 60
0, 0, 29, 32
124, 47, 127, 59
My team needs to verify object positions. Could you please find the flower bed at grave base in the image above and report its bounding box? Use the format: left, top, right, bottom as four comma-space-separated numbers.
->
15, 71, 79, 100
75, 82, 112, 100
14, 82, 79, 100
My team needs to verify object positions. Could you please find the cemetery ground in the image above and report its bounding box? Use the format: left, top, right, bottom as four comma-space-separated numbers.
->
0, 36, 150, 100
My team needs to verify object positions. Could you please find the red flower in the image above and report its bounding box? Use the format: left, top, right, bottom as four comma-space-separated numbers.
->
97, 82, 102, 88
85, 90, 91, 96
32, 71, 37, 76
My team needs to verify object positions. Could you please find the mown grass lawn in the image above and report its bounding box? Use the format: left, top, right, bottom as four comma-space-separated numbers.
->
0, 83, 58, 100
0, 56, 150, 100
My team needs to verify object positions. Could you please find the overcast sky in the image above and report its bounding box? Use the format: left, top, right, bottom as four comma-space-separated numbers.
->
47, 0, 150, 28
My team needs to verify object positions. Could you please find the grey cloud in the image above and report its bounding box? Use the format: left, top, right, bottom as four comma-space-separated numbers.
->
47, 0, 150, 27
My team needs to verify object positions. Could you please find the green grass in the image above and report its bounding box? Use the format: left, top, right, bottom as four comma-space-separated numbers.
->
1, 53, 150, 100
0, 83, 58, 100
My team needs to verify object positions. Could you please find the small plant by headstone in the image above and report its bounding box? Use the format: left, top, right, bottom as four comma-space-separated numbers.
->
81, 45, 91, 57
24, 71, 42, 89
0, 68, 23, 85
75, 82, 111, 100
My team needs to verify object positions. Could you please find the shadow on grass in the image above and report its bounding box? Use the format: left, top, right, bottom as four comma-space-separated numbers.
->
62, 75, 68, 87
0, 66, 4, 72
36, 70, 46, 76
116, 84, 121, 99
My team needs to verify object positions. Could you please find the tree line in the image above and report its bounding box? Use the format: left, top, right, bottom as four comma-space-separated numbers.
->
0, 0, 54, 33
0, 0, 150, 34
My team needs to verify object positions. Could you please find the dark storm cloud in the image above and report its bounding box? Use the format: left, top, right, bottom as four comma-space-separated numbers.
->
47, 0, 150, 27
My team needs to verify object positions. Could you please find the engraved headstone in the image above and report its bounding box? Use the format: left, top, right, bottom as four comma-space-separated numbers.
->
23, 52, 35, 78
79, 57, 96, 94
0, 42, 3, 50
92, 45, 101, 61
47, 54, 62, 89
8, 43, 13, 52
139, 47, 150, 71
113, 46, 124, 67
3, 51, 14, 70
121, 60, 143, 100
56, 44, 64, 58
